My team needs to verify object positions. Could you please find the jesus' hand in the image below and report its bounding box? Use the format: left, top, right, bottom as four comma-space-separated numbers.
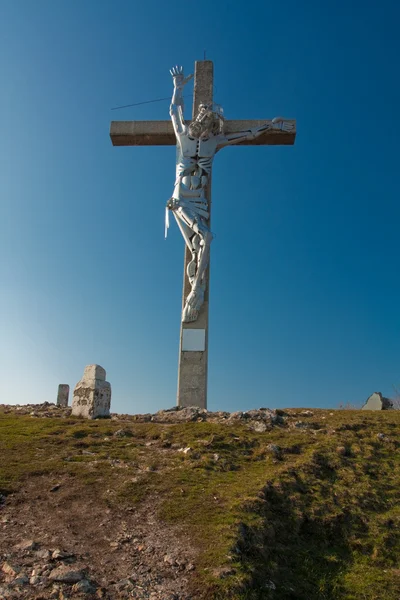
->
170, 66, 193, 89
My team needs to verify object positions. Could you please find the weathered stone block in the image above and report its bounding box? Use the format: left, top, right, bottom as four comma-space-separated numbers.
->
57, 384, 69, 407
71, 365, 111, 419
361, 391, 393, 410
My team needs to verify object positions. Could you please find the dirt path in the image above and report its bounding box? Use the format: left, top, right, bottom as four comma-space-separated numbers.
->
0, 474, 197, 599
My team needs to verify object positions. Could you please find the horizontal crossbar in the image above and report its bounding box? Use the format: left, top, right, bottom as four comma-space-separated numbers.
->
110, 120, 296, 147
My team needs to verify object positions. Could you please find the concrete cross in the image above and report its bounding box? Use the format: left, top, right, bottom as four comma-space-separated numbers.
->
110, 60, 296, 410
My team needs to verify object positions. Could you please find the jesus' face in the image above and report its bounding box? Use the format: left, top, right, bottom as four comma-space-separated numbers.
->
188, 104, 224, 139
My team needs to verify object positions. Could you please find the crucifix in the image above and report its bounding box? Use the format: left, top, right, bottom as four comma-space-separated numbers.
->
110, 60, 296, 409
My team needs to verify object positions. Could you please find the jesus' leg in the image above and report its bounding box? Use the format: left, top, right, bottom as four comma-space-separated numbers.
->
182, 220, 213, 323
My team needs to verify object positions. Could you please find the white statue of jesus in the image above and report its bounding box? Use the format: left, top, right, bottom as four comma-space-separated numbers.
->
166, 66, 293, 323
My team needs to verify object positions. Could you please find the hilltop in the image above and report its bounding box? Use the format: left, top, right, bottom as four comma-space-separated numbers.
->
0, 404, 399, 599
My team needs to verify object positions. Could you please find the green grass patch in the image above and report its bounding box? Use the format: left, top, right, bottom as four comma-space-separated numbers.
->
0, 408, 399, 598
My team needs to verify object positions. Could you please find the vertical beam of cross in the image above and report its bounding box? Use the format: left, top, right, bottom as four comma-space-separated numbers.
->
177, 61, 213, 409
109, 60, 296, 412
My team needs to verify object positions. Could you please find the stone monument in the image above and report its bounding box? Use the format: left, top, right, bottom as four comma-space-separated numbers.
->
71, 365, 111, 419
361, 392, 393, 410
110, 61, 296, 409
56, 384, 69, 407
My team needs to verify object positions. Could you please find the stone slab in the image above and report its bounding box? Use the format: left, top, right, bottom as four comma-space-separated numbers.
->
57, 384, 69, 407
71, 364, 111, 419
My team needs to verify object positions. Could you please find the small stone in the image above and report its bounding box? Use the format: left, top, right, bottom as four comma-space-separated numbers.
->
14, 539, 38, 551
336, 446, 348, 456
72, 579, 96, 593
2, 563, 20, 578
114, 578, 135, 592
299, 410, 314, 417
274, 409, 287, 416
229, 411, 244, 420
212, 566, 235, 579
50, 484, 61, 492
51, 549, 73, 560
49, 565, 86, 583
265, 580, 276, 590
267, 444, 282, 458
252, 421, 268, 433
271, 414, 285, 425
35, 549, 51, 559
10, 574, 29, 587
163, 554, 177, 566
178, 447, 192, 454
113, 429, 132, 438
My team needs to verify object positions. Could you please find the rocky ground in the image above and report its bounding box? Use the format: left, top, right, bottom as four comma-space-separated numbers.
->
0, 476, 196, 599
2, 402, 291, 428
0, 403, 399, 600
0, 403, 289, 600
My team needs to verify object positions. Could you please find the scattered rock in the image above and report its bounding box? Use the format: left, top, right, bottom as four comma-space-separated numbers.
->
299, 410, 314, 417
271, 413, 285, 425
113, 429, 133, 438
72, 579, 96, 593
49, 565, 86, 583
265, 580, 276, 590
114, 578, 135, 593
35, 549, 51, 560
51, 549, 74, 560
2, 562, 21, 579
14, 539, 38, 551
251, 421, 268, 433
294, 421, 309, 429
163, 554, 177, 566
212, 566, 236, 579
336, 445, 352, 457
266, 444, 282, 459
10, 574, 29, 587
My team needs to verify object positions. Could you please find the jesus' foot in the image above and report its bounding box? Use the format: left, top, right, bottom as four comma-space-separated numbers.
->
182, 286, 205, 323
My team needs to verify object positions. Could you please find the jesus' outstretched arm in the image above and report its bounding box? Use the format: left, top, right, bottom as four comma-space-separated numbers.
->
169, 66, 193, 136
217, 117, 294, 149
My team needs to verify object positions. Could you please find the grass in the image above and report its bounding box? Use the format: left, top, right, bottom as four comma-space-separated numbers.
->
0, 407, 399, 599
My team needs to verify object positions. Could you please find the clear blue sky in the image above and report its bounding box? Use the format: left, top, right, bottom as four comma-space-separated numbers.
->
1, 0, 399, 412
